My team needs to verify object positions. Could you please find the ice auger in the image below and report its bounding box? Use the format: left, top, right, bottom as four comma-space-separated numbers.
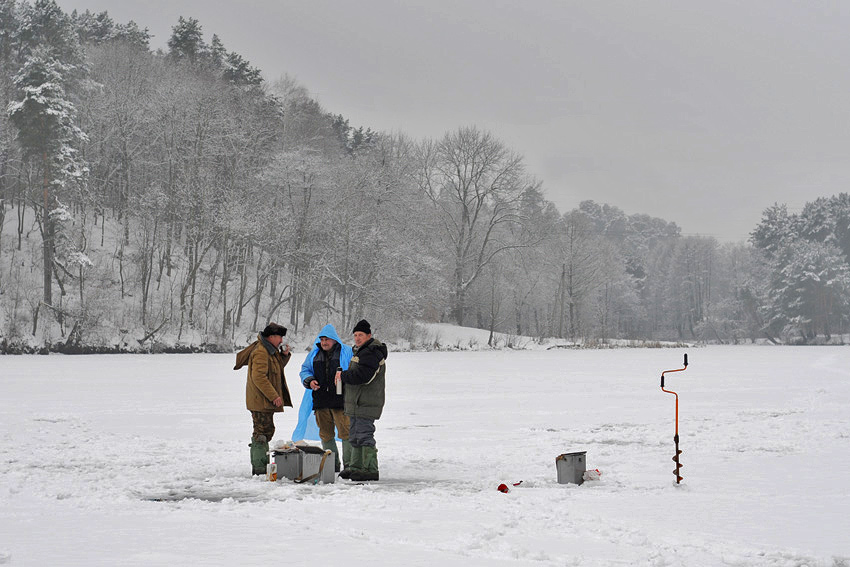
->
660, 353, 688, 484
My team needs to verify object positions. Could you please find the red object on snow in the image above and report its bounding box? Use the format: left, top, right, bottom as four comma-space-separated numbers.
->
497, 483, 509, 493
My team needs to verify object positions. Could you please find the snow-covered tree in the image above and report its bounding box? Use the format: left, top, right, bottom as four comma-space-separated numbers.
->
50, 198, 92, 304
8, 50, 87, 308
415, 126, 540, 325
550, 211, 607, 339
0, 0, 20, 257
223, 50, 263, 87
764, 239, 850, 342
663, 237, 717, 340
799, 193, 850, 261
207, 33, 226, 66
330, 114, 376, 156
750, 203, 800, 258
0, 0, 18, 61
167, 16, 204, 63
112, 20, 150, 49
752, 195, 850, 342
17, 0, 82, 63
71, 9, 114, 45
503, 186, 560, 337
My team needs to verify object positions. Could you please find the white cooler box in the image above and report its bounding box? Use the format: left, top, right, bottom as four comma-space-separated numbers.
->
273, 445, 335, 484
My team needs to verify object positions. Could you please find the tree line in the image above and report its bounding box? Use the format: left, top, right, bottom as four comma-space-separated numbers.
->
1, 0, 848, 351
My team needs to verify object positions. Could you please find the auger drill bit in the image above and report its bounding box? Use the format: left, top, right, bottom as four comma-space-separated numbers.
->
660, 353, 688, 484
672, 434, 683, 483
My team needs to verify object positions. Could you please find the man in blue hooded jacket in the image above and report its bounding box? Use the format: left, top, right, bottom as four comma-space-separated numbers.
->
299, 324, 353, 473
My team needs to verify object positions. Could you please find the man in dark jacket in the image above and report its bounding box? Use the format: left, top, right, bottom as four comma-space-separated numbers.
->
335, 319, 387, 481
234, 322, 292, 475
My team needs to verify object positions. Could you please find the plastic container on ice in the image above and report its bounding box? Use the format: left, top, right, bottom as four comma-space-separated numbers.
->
556, 451, 586, 485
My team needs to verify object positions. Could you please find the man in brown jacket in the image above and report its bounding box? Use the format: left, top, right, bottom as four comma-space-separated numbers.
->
234, 322, 292, 475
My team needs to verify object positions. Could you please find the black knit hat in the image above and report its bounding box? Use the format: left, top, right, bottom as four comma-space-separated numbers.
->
261, 323, 287, 337
352, 319, 371, 334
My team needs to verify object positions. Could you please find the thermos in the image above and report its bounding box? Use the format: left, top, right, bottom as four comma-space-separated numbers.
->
336, 366, 343, 395
267, 447, 277, 482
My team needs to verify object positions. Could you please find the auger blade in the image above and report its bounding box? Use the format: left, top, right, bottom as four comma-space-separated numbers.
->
673, 448, 683, 483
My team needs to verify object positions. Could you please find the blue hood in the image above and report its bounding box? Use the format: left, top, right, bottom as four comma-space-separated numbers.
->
312, 323, 344, 346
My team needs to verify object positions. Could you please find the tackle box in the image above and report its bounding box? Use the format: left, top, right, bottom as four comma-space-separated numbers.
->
273, 445, 335, 484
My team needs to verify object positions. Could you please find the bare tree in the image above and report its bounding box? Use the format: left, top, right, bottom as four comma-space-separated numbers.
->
416, 126, 538, 325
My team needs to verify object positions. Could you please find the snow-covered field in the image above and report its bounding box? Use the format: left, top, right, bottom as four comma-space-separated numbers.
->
1, 346, 848, 566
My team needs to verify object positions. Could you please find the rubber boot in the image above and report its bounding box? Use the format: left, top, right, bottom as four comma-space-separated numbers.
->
350, 446, 378, 482
250, 435, 269, 476
340, 444, 362, 479
322, 438, 340, 472
341, 439, 352, 471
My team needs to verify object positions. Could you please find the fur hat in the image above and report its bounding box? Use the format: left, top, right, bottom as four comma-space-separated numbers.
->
352, 319, 371, 334
261, 323, 287, 337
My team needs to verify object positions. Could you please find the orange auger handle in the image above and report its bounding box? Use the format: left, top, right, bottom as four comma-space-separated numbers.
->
660, 353, 688, 434
660, 353, 688, 484
660, 353, 688, 388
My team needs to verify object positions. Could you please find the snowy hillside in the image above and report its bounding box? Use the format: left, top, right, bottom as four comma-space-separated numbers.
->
1, 345, 847, 566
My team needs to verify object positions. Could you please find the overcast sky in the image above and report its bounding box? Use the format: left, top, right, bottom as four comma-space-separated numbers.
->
54, 0, 850, 242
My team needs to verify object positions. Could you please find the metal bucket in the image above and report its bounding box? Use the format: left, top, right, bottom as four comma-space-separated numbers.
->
556, 451, 586, 485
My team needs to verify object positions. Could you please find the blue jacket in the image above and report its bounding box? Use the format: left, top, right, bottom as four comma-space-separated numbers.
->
292, 324, 353, 441
299, 324, 353, 384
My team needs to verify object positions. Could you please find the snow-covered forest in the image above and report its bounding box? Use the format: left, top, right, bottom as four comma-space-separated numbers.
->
1, 0, 849, 352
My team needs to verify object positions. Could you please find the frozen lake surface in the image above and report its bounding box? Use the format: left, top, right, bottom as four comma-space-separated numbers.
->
1, 346, 848, 566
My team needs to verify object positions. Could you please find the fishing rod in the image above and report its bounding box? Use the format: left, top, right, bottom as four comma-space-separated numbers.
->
660, 353, 688, 484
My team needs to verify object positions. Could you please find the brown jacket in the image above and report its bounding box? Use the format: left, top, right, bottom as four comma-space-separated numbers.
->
235, 334, 293, 412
